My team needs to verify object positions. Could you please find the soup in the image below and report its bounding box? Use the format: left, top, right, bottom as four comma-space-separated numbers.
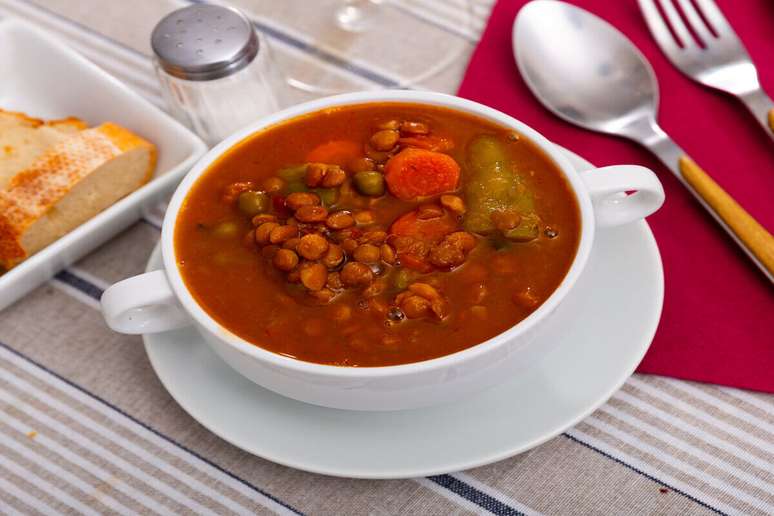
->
175, 103, 580, 366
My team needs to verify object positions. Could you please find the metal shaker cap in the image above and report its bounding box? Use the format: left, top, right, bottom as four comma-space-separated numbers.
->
151, 5, 258, 81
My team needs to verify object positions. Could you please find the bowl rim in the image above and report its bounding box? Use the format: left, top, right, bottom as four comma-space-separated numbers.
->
161, 90, 595, 378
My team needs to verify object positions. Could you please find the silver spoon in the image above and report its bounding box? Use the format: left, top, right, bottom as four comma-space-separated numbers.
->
513, 0, 774, 281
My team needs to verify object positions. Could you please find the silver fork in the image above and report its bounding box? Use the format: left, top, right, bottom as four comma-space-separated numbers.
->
639, 0, 774, 140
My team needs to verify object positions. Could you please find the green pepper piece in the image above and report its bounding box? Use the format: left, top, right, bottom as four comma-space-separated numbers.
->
504, 212, 541, 242
463, 135, 534, 235
467, 134, 508, 173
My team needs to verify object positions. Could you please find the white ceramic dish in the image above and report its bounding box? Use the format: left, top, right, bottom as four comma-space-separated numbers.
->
0, 18, 207, 310
102, 90, 663, 411
143, 148, 664, 478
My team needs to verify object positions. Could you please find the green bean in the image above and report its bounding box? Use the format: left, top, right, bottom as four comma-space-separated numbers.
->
353, 171, 385, 196
237, 191, 269, 216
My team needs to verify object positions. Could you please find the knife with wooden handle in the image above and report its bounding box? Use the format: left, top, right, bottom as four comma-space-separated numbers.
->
643, 128, 774, 282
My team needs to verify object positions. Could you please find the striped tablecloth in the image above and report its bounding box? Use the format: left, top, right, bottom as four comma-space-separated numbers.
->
0, 1, 772, 514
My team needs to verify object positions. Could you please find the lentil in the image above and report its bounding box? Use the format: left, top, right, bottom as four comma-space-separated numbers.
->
295, 205, 329, 223
341, 238, 359, 253
377, 119, 400, 130
400, 121, 429, 135
353, 210, 375, 225
321, 244, 345, 269
340, 262, 374, 287
269, 225, 298, 244
401, 295, 430, 319
326, 211, 355, 230
255, 222, 279, 244
305, 163, 326, 187
309, 288, 336, 303
297, 234, 329, 260
273, 249, 299, 271
262, 176, 285, 193
370, 129, 400, 151
251, 213, 276, 226
286, 192, 320, 210
417, 204, 444, 220
380, 244, 396, 264
283, 237, 301, 251
353, 244, 380, 263
349, 157, 375, 172
300, 263, 328, 291
321, 166, 346, 187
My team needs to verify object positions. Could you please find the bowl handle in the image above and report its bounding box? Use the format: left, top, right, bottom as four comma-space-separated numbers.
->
579, 165, 664, 227
101, 270, 190, 334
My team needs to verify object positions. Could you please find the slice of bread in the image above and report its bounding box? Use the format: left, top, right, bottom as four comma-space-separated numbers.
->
0, 109, 88, 189
0, 122, 156, 270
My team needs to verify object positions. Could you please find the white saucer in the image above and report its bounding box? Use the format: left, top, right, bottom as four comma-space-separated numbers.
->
143, 149, 664, 479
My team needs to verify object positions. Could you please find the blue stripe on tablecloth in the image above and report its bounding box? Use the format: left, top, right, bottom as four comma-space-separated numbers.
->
54, 270, 104, 301
50, 270, 726, 515
0, 339, 305, 516
562, 434, 726, 516
427, 475, 524, 516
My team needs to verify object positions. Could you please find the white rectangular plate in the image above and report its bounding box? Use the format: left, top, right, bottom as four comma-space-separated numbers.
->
0, 17, 207, 310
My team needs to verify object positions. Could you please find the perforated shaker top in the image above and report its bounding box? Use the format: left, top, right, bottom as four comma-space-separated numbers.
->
151, 4, 258, 81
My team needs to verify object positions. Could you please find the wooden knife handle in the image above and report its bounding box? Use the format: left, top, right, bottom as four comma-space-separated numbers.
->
768, 108, 774, 134
679, 155, 774, 278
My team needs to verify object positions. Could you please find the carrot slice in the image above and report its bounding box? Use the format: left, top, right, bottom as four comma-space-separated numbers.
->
390, 209, 457, 243
306, 140, 362, 166
398, 253, 433, 273
384, 148, 460, 201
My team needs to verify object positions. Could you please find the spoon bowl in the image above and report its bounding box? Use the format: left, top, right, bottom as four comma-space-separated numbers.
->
512, 0, 774, 281
514, 0, 658, 138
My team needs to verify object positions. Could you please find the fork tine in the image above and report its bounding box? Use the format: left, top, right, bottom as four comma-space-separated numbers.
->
655, 0, 698, 49
675, 0, 714, 44
692, 0, 734, 37
638, 0, 682, 52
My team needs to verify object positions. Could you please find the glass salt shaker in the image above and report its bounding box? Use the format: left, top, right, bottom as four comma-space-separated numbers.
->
151, 5, 286, 146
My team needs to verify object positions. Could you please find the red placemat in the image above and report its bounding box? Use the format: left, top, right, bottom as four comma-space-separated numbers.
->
459, 0, 774, 392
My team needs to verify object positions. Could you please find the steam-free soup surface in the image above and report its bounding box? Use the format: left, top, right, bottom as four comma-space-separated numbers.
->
175, 103, 580, 366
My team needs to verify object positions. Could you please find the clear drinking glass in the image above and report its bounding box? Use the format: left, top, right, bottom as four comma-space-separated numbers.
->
269, 0, 479, 96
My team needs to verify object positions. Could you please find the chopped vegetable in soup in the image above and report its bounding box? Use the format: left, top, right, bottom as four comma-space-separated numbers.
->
175, 103, 580, 367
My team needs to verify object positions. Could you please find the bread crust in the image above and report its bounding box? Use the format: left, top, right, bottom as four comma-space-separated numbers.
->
0, 122, 156, 269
